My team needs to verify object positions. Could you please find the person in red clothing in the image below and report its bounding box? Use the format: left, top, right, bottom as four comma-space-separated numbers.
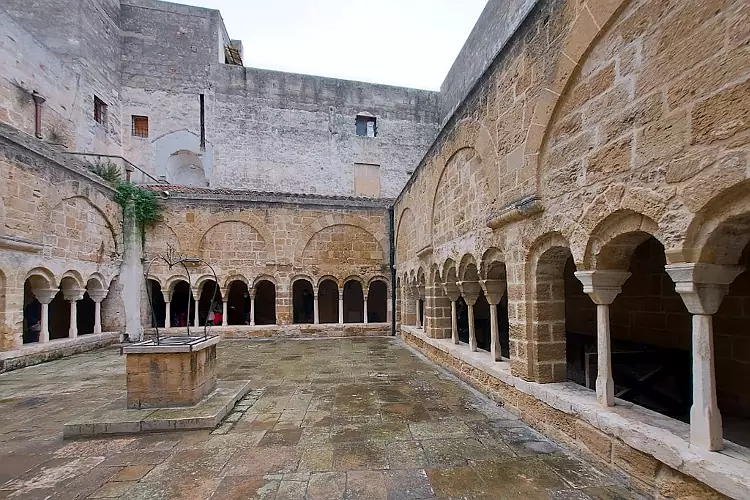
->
213, 308, 223, 326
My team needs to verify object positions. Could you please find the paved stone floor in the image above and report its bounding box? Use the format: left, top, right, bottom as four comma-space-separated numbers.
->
0, 338, 642, 499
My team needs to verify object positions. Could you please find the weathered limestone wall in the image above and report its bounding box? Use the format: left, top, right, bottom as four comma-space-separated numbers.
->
0, 8, 122, 154
438, 0, 538, 125
118, 0, 439, 197
0, 124, 124, 350
143, 188, 391, 327
394, 0, 750, 496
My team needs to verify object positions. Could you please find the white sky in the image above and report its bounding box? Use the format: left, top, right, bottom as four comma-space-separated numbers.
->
175, 0, 489, 90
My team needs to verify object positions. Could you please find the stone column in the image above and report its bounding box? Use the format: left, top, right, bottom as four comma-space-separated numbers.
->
32, 288, 59, 343
249, 289, 256, 326
62, 288, 84, 338
481, 279, 507, 362
458, 281, 481, 352
222, 300, 228, 326
665, 263, 742, 451
164, 299, 171, 329
192, 288, 199, 327
412, 285, 421, 328
574, 270, 631, 407
313, 293, 319, 324
363, 295, 369, 324
443, 282, 461, 345
88, 289, 109, 334
338, 293, 344, 324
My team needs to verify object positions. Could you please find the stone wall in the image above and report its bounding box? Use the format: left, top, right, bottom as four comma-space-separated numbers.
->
0, 124, 124, 350
143, 187, 391, 327
438, 0, 538, 125
394, 0, 750, 495
0, 8, 122, 154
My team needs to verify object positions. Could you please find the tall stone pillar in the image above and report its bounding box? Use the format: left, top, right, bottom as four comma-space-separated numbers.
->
87, 288, 109, 334
442, 281, 461, 345
121, 209, 144, 341
63, 288, 84, 339
248, 289, 256, 326
313, 293, 319, 324
481, 279, 506, 362
338, 293, 344, 324
665, 263, 742, 451
363, 295, 368, 324
458, 281, 481, 352
33, 288, 59, 343
164, 298, 171, 329
192, 288, 200, 327
575, 270, 631, 407
222, 300, 228, 326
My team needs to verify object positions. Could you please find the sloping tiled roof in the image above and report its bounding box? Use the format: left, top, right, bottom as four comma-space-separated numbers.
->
139, 184, 394, 206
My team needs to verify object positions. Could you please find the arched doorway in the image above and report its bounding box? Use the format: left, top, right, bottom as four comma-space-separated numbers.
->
367, 280, 388, 323
147, 279, 166, 328
343, 280, 364, 323
226, 280, 249, 325
293, 279, 314, 324
170, 281, 195, 327
77, 292, 96, 335
198, 280, 222, 326
23, 278, 44, 344
255, 280, 276, 325
318, 280, 338, 324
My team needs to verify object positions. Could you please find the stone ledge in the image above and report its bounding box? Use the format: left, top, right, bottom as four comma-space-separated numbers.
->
400, 326, 750, 499
123, 335, 221, 354
63, 380, 250, 439
0, 332, 120, 373
144, 323, 392, 340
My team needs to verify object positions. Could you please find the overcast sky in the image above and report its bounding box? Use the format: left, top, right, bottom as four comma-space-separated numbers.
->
176, 0, 489, 90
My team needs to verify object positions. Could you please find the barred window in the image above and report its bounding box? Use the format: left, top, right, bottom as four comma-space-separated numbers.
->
132, 115, 149, 138
94, 96, 107, 125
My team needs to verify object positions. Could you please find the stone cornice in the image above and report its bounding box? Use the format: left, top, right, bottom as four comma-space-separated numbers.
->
487, 196, 544, 229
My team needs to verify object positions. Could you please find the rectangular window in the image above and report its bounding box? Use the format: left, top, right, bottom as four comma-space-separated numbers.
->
355, 114, 377, 137
94, 96, 107, 125
132, 115, 149, 138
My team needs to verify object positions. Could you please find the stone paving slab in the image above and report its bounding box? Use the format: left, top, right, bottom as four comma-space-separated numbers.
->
62, 380, 251, 438
0, 339, 646, 499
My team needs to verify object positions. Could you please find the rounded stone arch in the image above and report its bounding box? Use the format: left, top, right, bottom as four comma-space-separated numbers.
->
395, 207, 416, 266
295, 215, 387, 264
367, 275, 390, 293
300, 224, 385, 267
290, 274, 315, 288
343, 275, 366, 289
480, 247, 506, 280
145, 274, 164, 289
85, 272, 107, 290
223, 274, 249, 291
165, 275, 191, 297
144, 222, 182, 258
25, 267, 57, 288
458, 254, 479, 281
59, 270, 85, 289
683, 180, 750, 265
531, 0, 630, 194
582, 209, 662, 271
152, 129, 214, 184
194, 274, 220, 292
416, 267, 426, 287
253, 274, 277, 288
198, 220, 268, 263
317, 275, 340, 288
442, 258, 457, 283
40, 194, 120, 258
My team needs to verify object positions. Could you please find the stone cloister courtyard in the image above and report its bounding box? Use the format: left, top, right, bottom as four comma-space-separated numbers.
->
0, 338, 638, 499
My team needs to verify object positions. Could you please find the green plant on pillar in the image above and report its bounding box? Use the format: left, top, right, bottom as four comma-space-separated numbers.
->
113, 182, 163, 230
